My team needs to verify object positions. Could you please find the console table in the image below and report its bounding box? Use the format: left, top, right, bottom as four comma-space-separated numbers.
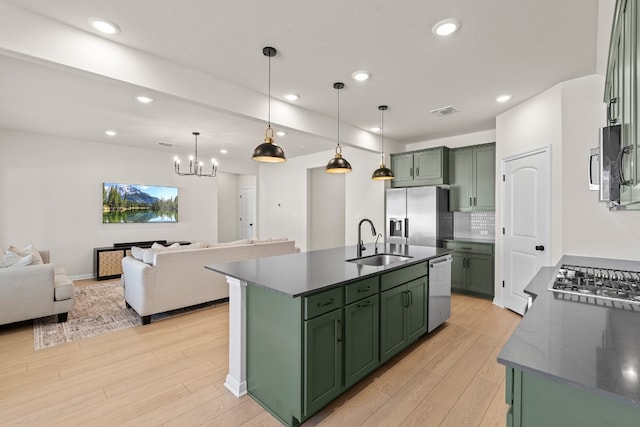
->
93, 240, 190, 280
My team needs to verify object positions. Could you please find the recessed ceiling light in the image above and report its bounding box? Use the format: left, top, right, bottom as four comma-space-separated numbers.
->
220, 149, 228, 154
370, 127, 381, 132
136, 95, 154, 104
276, 131, 287, 137
496, 94, 512, 103
105, 130, 117, 136
88, 17, 121, 35
283, 93, 299, 102
351, 70, 370, 82
432, 18, 461, 37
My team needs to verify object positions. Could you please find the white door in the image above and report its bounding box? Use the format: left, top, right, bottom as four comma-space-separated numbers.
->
239, 187, 255, 240
502, 147, 550, 315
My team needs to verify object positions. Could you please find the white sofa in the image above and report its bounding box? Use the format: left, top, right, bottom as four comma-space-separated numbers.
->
0, 250, 74, 325
121, 239, 297, 324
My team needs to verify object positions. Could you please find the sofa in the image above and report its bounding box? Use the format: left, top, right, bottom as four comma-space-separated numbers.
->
0, 250, 74, 326
121, 239, 298, 324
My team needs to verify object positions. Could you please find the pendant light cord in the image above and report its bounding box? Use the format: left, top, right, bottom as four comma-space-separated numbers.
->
267, 53, 271, 128
380, 107, 384, 160
337, 87, 340, 149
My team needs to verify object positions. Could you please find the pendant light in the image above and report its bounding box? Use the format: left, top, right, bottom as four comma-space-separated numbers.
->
252, 46, 286, 163
372, 105, 394, 180
325, 82, 352, 173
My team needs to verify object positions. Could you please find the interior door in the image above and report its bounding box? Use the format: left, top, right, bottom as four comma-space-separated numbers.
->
502, 147, 550, 315
239, 187, 255, 240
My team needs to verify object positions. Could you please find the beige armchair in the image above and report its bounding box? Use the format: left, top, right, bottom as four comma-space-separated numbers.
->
0, 250, 74, 326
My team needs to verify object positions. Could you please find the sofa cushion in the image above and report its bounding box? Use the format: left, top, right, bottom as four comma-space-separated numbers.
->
54, 274, 74, 301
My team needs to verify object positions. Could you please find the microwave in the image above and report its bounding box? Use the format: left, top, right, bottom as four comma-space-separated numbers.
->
589, 125, 621, 204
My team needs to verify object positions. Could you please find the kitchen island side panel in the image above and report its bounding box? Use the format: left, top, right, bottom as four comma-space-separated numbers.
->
246, 283, 303, 426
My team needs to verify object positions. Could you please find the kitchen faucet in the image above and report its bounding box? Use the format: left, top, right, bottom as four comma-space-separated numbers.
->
357, 218, 377, 258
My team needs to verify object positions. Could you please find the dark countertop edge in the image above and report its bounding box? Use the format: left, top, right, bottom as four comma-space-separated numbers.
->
444, 238, 495, 244
498, 255, 640, 408
205, 245, 452, 298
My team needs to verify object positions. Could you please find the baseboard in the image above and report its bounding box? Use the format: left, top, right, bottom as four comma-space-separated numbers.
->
70, 273, 95, 281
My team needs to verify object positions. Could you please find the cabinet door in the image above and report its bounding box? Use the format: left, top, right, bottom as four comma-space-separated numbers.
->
380, 285, 407, 363
405, 277, 427, 342
414, 150, 443, 184
390, 153, 414, 185
449, 149, 473, 211
344, 295, 379, 388
473, 145, 496, 210
467, 254, 494, 298
304, 309, 343, 417
450, 252, 467, 292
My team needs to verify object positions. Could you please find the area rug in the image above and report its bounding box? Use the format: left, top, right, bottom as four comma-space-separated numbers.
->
33, 281, 223, 350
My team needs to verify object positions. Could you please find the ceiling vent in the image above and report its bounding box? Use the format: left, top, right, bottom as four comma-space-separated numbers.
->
430, 105, 459, 117
158, 142, 176, 147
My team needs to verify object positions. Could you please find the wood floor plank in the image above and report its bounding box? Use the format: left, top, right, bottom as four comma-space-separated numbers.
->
0, 278, 520, 426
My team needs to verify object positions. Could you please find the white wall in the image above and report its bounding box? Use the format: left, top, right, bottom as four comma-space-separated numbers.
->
0, 129, 218, 278
258, 148, 385, 252
405, 129, 497, 151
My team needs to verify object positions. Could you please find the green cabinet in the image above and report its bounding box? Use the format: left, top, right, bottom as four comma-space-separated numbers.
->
449, 143, 495, 211
245, 264, 430, 426
505, 367, 640, 427
445, 241, 494, 299
304, 308, 343, 416
380, 263, 428, 363
344, 294, 379, 388
390, 146, 450, 187
605, 0, 640, 206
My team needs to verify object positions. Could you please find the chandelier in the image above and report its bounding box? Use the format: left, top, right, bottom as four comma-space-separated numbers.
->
174, 131, 218, 177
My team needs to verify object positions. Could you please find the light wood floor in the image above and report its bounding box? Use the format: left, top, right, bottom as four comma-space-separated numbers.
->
0, 279, 520, 426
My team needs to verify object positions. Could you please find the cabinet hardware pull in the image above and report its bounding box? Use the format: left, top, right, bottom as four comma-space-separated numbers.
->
357, 287, 372, 293
473, 196, 477, 206
416, 167, 419, 176
461, 247, 472, 250
403, 291, 409, 308
617, 145, 633, 186
469, 197, 473, 206
337, 319, 343, 342
318, 298, 334, 307
357, 300, 372, 308
410, 167, 413, 177
408, 290, 413, 306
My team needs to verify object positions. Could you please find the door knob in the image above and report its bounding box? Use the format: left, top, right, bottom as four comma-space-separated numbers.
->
535, 245, 545, 251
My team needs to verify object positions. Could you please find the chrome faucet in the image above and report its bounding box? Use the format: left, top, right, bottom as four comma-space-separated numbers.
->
357, 218, 377, 258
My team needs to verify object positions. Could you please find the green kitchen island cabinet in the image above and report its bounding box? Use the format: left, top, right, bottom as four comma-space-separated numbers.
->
207, 243, 451, 426
498, 255, 640, 427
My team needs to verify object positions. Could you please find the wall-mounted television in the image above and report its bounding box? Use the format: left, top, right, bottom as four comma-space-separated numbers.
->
102, 182, 179, 223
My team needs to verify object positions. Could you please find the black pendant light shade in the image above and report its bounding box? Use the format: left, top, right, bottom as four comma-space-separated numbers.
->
372, 105, 394, 180
252, 46, 286, 163
326, 82, 352, 173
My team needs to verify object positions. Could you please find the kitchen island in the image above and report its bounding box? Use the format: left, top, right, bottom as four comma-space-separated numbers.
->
206, 243, 450, 426
498, 255, 640, 426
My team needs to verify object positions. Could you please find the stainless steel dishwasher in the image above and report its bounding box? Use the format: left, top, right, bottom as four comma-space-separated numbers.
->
428, 254, 452, 332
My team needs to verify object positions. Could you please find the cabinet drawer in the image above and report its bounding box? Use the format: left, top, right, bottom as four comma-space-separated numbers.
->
304, 287, 343, 320
345, 277, 379, 305
444, 241, 494, 255
381, 262, 427, 292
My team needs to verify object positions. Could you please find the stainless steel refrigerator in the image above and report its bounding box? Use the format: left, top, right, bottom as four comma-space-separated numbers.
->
385, 187, 453, 247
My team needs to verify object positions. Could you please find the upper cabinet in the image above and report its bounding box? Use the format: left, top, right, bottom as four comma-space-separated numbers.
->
449, 143, 495, 212
605, 0, 640, 205
390, 146, 450, 187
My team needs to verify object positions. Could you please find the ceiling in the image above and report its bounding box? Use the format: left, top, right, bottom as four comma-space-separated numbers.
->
0, 0, 601, 172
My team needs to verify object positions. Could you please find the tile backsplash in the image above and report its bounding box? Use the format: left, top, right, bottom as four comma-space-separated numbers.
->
453, 211, 495, 240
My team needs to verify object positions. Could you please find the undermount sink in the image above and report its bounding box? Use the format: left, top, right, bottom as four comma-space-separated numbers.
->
347, 253, 413, 267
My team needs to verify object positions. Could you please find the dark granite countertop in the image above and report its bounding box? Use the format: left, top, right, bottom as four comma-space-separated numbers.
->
498, 255, 640, 407
206, 243, 451, 297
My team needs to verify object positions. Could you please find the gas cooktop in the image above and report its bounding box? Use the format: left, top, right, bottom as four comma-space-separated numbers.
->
549, 264, 640, 305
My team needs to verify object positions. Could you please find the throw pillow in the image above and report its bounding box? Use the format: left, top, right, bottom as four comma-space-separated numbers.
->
0, 251, 33, 268
8, 244, 44, 265
130, 246, 145, 261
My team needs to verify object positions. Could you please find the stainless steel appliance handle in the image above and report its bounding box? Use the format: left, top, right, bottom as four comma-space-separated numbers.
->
607, 97, 618, 124
404, 218, 409, 239
430, 255, 452, 266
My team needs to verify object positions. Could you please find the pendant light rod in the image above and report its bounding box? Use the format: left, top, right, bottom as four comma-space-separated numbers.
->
335, 82, 344, 148
264, 46, 276, 128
